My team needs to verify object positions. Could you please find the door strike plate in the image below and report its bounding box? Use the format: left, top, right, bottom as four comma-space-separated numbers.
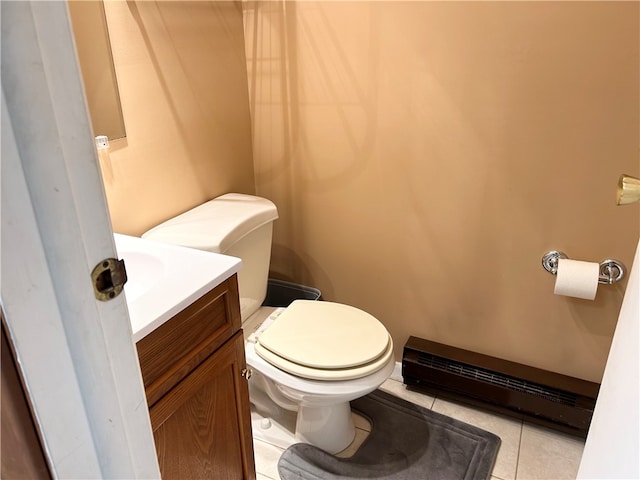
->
91, 258, 127, 301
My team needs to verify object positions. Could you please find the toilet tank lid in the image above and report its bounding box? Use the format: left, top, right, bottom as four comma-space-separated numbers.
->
141, 193, 278, 253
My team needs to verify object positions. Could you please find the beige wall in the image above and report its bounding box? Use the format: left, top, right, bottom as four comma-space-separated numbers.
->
245, 1, 640, 382
98, 1, 256, 235
77, 0, 638, 383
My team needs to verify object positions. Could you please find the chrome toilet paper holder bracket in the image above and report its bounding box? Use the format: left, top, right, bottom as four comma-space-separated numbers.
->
541, 251, 626, 285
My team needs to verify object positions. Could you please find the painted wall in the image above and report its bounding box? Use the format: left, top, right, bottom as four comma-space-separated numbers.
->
244, 1, 639, 382
98, 1, 256, 235
77, 0, 638, 382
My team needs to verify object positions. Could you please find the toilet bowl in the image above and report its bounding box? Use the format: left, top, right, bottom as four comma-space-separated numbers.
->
142, 193, 395, 454
244, 301, 394, 453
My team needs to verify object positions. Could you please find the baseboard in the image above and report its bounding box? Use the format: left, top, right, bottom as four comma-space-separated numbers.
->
402, 336, 599, 438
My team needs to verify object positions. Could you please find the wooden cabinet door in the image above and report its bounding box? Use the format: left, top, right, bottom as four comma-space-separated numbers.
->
149, 331, 255, 480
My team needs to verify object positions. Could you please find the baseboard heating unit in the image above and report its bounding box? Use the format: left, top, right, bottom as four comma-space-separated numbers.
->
402, 336, 600, 438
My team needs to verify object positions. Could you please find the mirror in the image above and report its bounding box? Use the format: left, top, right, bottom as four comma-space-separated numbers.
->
68, 1, 126, 140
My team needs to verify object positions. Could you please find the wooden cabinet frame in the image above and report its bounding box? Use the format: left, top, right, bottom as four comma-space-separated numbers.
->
137, 275, 255, 479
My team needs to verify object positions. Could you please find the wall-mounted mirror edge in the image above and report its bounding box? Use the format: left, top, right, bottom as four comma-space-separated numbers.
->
68, 0, 127, 141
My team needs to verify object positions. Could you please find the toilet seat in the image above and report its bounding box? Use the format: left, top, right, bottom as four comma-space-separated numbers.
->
254, 300, 394, 381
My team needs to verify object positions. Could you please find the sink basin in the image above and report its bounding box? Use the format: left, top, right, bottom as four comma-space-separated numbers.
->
114, 233, 242, 341
118, 251, 165, 303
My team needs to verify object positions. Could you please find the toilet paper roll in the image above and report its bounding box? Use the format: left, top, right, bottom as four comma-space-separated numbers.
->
554, 258, 600, 300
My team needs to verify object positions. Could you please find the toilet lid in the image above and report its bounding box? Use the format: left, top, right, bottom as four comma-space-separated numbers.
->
255, 300, 393, 380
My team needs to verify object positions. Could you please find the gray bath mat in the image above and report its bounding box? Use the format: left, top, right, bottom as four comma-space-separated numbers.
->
278, 389, 500, 480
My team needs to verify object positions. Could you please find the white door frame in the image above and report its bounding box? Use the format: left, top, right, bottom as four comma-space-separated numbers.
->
578, 238, 640, 479
1, 2, 159, 478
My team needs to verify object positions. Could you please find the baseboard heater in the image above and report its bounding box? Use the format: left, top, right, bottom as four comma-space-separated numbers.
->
402, 336, 600, 438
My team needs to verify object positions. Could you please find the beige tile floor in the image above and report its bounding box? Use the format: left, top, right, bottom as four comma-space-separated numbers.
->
253, 377, 585, 480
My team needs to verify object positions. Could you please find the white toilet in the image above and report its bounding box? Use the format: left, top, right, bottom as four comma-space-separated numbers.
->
142, 193, 395, 454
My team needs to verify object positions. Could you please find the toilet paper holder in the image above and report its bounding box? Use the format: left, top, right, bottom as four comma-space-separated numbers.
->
541, 251, 626, 285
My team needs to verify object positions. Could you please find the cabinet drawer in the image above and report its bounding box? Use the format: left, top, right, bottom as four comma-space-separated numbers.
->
136, 275, 241, 406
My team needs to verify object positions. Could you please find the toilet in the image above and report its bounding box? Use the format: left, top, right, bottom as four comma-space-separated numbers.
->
142, 193, 395, 454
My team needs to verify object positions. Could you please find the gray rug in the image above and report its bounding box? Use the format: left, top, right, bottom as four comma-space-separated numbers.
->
278, 389, 500, 480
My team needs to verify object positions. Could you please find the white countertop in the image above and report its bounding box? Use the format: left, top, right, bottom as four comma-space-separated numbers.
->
114, 234, 242, 342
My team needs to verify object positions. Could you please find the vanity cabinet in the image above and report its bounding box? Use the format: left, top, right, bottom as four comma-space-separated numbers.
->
136, 274, 255, 479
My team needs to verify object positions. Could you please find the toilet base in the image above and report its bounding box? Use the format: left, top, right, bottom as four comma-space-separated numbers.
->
250, 402, 356, 455
296, 402, 355, 454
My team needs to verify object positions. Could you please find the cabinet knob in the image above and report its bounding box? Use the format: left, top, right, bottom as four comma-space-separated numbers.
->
241, 368, 253, 380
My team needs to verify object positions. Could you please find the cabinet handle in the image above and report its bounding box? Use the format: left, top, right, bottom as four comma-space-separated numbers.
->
241, 368, 253, 380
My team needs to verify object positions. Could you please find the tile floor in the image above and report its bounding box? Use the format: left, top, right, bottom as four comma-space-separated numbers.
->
252, 376, 586, 480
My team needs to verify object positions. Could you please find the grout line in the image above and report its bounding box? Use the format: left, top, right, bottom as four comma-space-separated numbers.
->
256, 474, 279, 480
514, 420, 524, 480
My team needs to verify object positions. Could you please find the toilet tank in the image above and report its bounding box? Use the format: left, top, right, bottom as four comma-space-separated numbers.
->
142, 193, 279, 321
